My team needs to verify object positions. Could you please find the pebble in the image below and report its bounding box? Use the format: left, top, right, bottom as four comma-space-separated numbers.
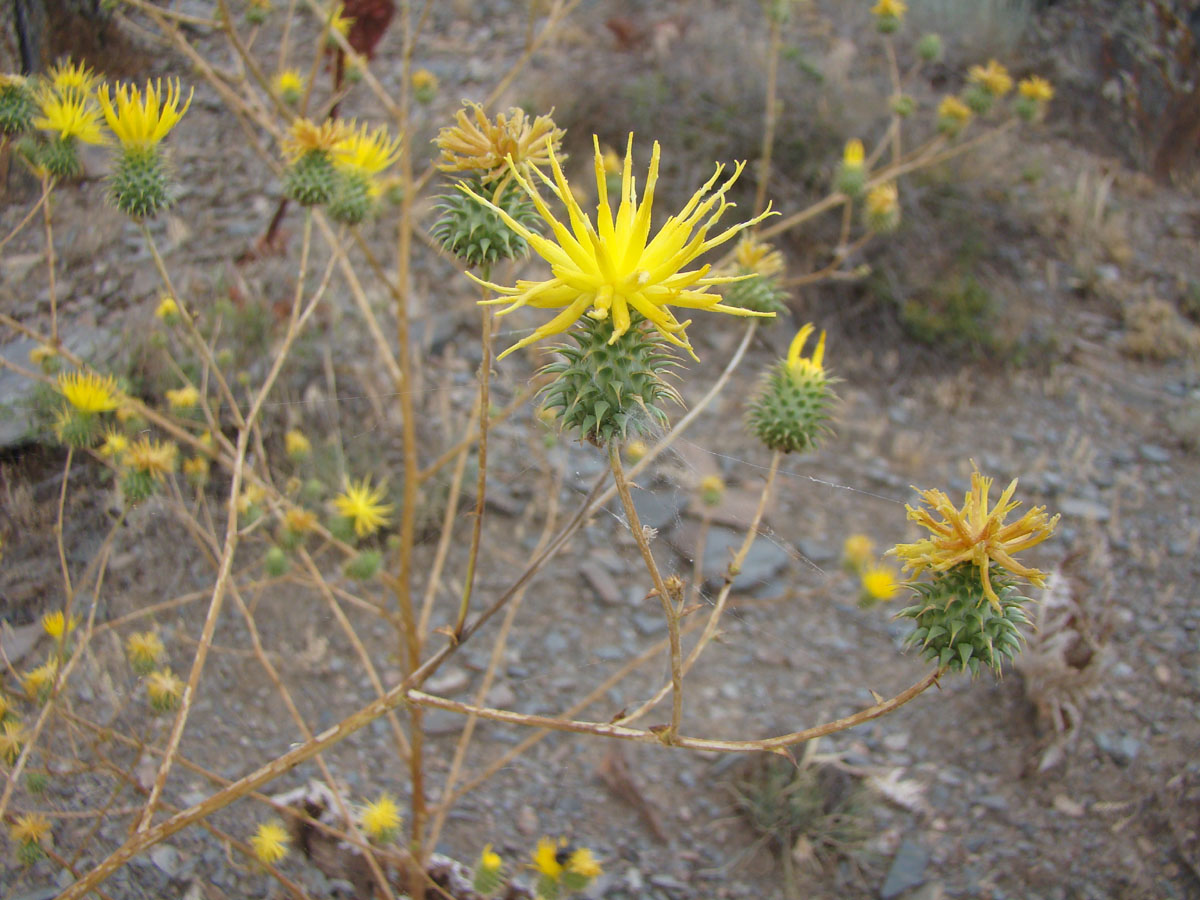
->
1059, 497, 1110, 522
1139, 443, 1171, 463
580, 559, 623, 606
425, 666, 471, 696
150, 844, 184, 879
632, 612, 667, 637
796, 538, 836, 565
880, 839, 929, 899
1094, 730, 1141, 767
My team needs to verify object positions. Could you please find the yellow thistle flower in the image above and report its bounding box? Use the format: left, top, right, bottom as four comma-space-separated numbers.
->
938, 95, 973, 124
145, 667, 184, 711
47, 59, 97, 99
1018, 75, 1054, 103
125, 437, 178, 479
58, 371, 120, 413
282, 507, 317, 534
0, 718, 27, 763
412, 67, 438, 102
333, 122, 401, 186
273, 69, 305, 103
842, 533, 874, 571
165, 385, 200, 410
531, 836, 565, 879
733, 234, 784, 278
285, 428, 311, 459
843, 138, 864, 169
699, 474, 725, 507
23, 659, 58, 699
10, 812, 51, 847
333, 476, 393, 537
861, 564, 901, 601
41, 610, 78, 641
99, 428, 130, 460
889, 465, 1060, 609
866, 182, 898, 218
566, 847, 602, 879
237, 481, 267, 515
282, 117, 347, 159
182, 456, 210, 482
360, 794, 402, 842
155, 296, 180, 321
251, 820, 290, 865
465, 135, 775, 361
29, 344, 57, 366
479, 843, 502, 874
968, 59, 1013, 97
434, 100, 565, 194
33, 89, 106, 144
871, 0, 907, 18
624, 438, 648, 462
786, 323, 827, 380
126, 630, 165, 671
327, 2, 353, 39
98, 79, 192, 150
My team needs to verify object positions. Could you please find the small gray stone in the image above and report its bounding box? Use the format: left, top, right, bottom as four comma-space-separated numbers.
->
1059, 497, 1110, 522
1094, 730, 1140, 766
796, 539, 836, 565
422, 709, 463, 737
632, 612, 667, 637
880, 839, 929, 899
1139, 443, 1170, 463
150, 844, 183, 879
425, 667, 470, 696
580, 559, 622, 606
544, 631, 570, 655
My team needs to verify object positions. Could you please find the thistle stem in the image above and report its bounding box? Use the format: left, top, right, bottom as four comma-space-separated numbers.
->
609, 441, 683, 742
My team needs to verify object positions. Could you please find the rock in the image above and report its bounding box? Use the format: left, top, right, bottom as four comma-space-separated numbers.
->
1059, 497, 1110, 522
422, 709, 463, 737
150, 844, 183, 879
623, 485, 688, 532
1138, 443, 1170, 464
425, 667, 470, 696
516, 803, 538, 837
580, 559, 622, 606
880, 839, 929, 899
1094, 730, 1140, 767
795, 539, 836, 565
632, 612, 667, 637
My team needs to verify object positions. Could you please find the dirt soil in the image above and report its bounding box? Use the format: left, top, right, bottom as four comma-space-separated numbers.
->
2, 2, 1199, 900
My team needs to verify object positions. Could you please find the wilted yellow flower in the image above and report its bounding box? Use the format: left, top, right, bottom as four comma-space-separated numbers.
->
866, 182, 898, 218
699, 474, 725, 506
531, 836, 565, 879
435, 100, 564, 194
861, 565, 901, 601
360, 794, 402, 842
23, 659, 58, 699
889, 466, 1059, 609
166, 385, 200, 410
327, 2, 353, 39
273, 69, 305, 103
465, 135, 775, 361
282, 117, 347, 159
58, 371, 120, 414
98, 79, 192, 150
10, 813, 50, 847
412, 67, 438, 102
251, 820, 290, 864
786, 323, 827, 380
871, 0, 907, 18
98, 428, 126, 461
182, 456, 210, 483
0, 718, 27, 763
125, 437, 178, 479
624, 438, 648, 462
733, 234, 785, 278
41, 610, 78, 641
1018, 75, 1054, 103
842, 533, 874, 571
282, 507, 317, 534
126, 630, 165, 672
145, 668, 184, 711
333, 476, 393, 537
478, 843, 502, 874
47, 60, 98, 99
938, 95, 973, 125
29, 344, 57, 366
285, 429, 311, 459
968, 59, 1013, 97
33, 89, 106, 144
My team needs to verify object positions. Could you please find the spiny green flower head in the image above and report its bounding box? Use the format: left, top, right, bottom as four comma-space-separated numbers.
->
538, 313, 682, 447
871, 0, 906, 33
282, 117, 345, 206
0, 74, 36, 136
432, 175, 542, 267
723, 234, 788, 314
747, 323, 838, 454
896, 566, 1031, 675
328, 122, 401, 224
464, 134, 777, 362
